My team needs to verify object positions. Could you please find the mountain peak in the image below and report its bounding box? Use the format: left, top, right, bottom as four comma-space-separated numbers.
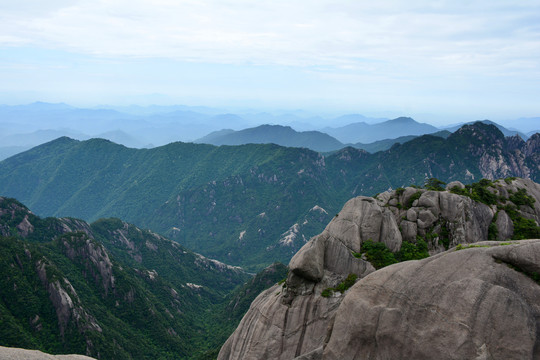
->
195, 124, 342, 152
388, 116, 416, 123
454, 121, 505, 141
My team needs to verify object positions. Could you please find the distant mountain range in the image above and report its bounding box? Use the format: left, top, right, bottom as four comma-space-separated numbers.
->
443, 120, 529, 139
194, 119, 520, 154
353, 130, 451, 153
195, 124, 344, 152
1, 102, 538, 160
322, 116, 440, 144
0, 123, 538, 271
510, 117, 540, 133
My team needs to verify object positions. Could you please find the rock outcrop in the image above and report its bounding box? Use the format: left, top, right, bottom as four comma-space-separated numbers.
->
220, 177, 540, 360
323, 240, 540, 360
60, 233, 115, 295
35, 259, 102, 339
0, 346, 95, 359
376, 177, 540, 248
218, 198, 380, 360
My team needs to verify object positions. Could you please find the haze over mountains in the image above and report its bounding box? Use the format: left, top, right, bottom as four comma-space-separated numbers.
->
0, 102, 538, 160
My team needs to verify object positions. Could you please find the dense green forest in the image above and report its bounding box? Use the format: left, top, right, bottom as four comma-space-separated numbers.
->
0, 123, 538, 271
0, 196, 283, 359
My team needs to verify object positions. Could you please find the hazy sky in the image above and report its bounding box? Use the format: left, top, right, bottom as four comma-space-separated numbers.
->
1, 0, 539, 124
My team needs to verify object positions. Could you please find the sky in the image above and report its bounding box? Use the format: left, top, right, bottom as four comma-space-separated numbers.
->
1, 0, 540, 125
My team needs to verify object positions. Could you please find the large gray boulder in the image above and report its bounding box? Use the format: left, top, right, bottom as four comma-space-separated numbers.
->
323, 197, 402, 252
324, 240, 540, 360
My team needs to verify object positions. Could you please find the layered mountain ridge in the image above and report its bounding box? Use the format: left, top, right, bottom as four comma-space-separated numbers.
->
2, 101, 535, 159
0, 123, 539, 270
195, 124, 344, 152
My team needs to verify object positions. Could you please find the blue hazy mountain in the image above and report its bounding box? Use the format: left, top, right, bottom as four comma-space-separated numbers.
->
444, 120, 529, 139
353, 130, 451, 153
196, 124, 345, 152
322, 117, 440, 144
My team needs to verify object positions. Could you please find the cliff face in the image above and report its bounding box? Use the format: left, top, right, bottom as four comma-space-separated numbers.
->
219, 178, 540, 359
219, 198, 380, 360
35, 258, 102, 341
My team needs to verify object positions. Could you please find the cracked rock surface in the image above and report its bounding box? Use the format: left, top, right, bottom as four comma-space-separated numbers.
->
324, 240, 540, 360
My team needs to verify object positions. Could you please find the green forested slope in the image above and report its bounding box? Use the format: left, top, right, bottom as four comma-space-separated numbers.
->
0, 197, 252, 359
0, 123, 538, 270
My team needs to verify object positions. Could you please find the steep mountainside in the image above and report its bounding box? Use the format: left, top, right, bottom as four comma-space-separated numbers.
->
196, 124, 345, 152
219, 177, 540, 359
0, 123, 538, 270
0, 197, 250, 359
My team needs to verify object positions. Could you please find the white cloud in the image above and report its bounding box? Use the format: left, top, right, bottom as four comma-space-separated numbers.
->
1, 0, 539, 72
1, 0, 539, 119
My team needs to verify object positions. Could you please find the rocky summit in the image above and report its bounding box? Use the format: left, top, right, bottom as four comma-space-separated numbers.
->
219, 177, 540, 359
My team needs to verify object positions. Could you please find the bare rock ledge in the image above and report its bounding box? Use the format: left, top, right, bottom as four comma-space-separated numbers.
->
0, 346, 95, 360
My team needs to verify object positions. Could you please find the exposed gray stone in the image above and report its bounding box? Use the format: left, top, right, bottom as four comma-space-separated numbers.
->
219, 196, 383, 360
219, 282, 340, 360
0, 346, 95, 359
324, 197, 402, 252
496, 210, 514, 240
61, 235, 115, 295
406, 208, 417, 222
289, 235, 326, 282
324, 240, 540, 360
400, 220, 417, 242
35, 260, 102, 340
293, 347, 323, 360
417, 209, 438, 229
417, 191, 439, 209
401, 187, 424, 208
446, 180, 465, 190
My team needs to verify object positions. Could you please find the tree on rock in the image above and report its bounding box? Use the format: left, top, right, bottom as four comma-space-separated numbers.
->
424, 178, 446, 191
